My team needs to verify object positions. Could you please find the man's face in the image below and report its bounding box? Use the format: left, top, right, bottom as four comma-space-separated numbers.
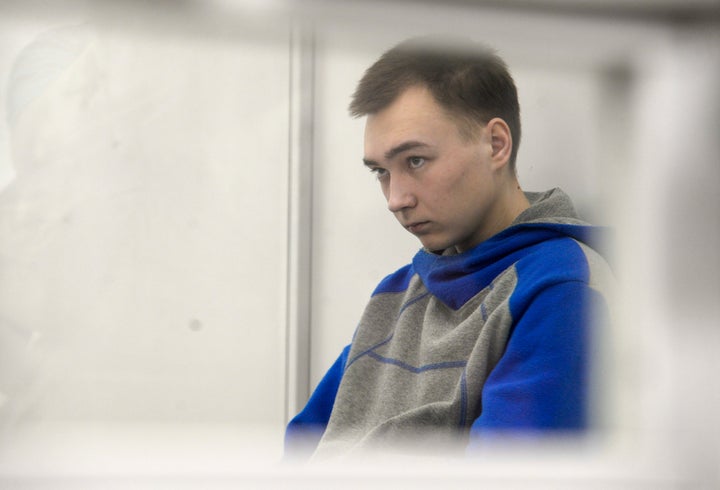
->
363, 86, 505, 253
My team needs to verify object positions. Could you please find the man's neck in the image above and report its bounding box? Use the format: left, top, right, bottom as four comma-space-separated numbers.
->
452, 180, 530, 254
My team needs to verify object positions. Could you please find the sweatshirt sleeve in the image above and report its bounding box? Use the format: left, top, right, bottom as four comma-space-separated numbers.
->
283, 344, 351, 457
467, 281, 607, 444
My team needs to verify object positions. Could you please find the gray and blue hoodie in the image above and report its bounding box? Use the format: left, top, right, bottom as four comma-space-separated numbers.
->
285, 188, 613, 459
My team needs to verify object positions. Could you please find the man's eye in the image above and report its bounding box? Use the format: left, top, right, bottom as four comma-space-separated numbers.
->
370, 167, 388, 179
408, 157, 425, 169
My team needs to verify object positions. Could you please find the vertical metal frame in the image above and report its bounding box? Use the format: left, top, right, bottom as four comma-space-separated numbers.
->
284, 22, 315, 423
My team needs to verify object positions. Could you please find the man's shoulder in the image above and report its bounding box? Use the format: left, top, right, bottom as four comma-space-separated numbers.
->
515, 233, 609, 287
371, 262, 416, 296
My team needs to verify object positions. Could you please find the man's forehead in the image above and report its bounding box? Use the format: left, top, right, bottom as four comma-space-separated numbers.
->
363, 90, 440, 149
363, 126, 432, 164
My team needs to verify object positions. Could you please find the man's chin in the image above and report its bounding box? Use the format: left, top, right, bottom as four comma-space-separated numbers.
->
417, 237, 452, 254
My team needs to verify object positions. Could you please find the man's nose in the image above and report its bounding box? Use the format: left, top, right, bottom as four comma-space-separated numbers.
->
386, 175, 417, 213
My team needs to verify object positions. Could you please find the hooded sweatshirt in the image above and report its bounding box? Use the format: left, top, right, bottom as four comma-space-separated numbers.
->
285, 188, 614, 459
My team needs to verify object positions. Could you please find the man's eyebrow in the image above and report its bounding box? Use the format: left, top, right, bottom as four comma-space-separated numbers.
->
363, 140, 431, 167
385, 140, 430, 160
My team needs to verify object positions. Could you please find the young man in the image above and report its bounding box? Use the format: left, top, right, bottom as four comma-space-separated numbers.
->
285, 38, 613, 460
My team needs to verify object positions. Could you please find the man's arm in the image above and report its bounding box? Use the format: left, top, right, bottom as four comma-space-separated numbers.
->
468, 281, 608, 444
284, 344, 351, 458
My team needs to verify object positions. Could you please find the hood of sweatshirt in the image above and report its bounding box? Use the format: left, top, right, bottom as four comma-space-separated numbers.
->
410, 188, 610, 309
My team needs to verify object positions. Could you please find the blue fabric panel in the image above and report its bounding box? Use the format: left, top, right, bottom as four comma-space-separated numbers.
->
371, 263, 416, 296
467, 284, 608, 440
284, 344, 350, 456
413, 223, 596, 310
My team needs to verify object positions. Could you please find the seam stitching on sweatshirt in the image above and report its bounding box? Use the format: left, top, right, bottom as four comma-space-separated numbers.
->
365, 351, 466, 374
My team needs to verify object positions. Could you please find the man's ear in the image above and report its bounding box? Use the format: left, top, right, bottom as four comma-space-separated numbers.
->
487, 118, 512, 169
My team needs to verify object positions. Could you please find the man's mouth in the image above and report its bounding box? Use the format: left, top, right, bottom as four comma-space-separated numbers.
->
406, 221, 430, 233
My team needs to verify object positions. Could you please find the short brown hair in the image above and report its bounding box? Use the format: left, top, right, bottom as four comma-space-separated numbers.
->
349, 37, 522, 171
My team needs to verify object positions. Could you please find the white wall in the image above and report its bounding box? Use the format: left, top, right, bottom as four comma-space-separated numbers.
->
0, 9, 292, 463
